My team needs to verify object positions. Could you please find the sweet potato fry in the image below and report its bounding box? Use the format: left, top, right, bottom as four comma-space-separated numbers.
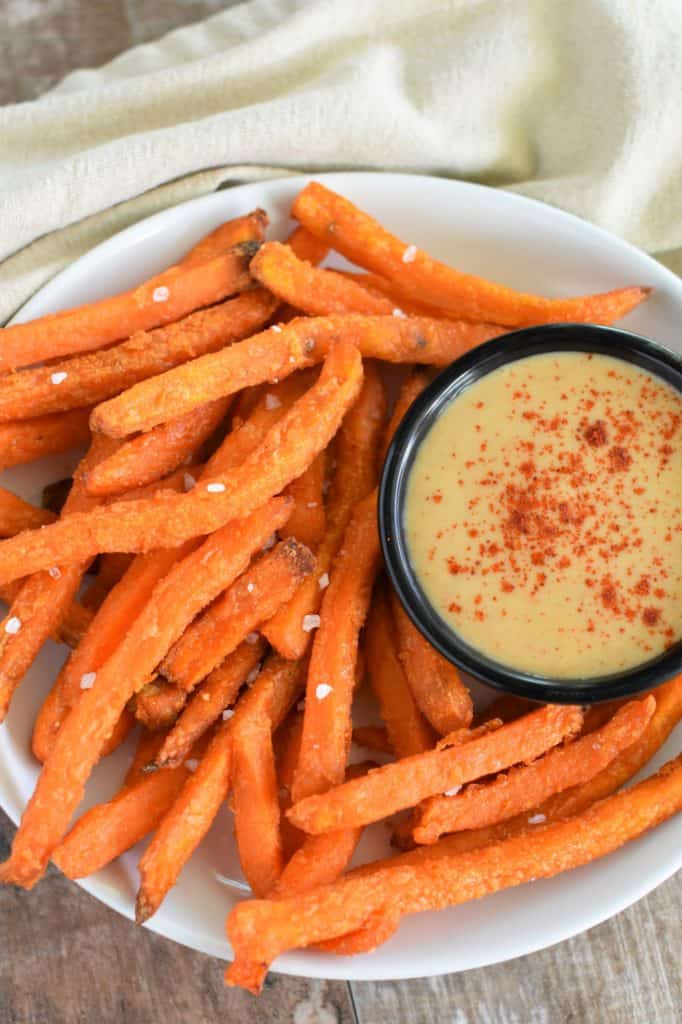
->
286, 225, 329, 265
272, 761, 375, 899
292, 182, 651, 327
232, 703, 283, 897
380, 369, 430, 465
0, 497, 293, 887
364, 588, 435, 757
282, 452, 326, 550
0, 488, 55, 537
0, 245, 261, 371
389, 593, 472, 737
413, 697, 656, 844
91, 315, 497, 438
151, 639, 265, 770
351, 726, 393, 755
85, 398, 231, 497
162, 539, 314, 692
138, 658, 305, 922
0, 409, 92, 469
227, 751, 682, 991
180, 210, 268, 267
274, 711, 306, 860
417, 676, 682, 857
288, 704, 583, 834
314, 908, 402, 957
0, 290, 277, 423
0, 344, 362, 584
0, 583, 91, 654
264, 362, 385, 659
232, 656, 308, 895
52, 760, 191, 878
125, 729, 166, 786
252, 241, 394, 315
31, 546, 191, 762
131, 680, 188, 731
203, 372, 314, 478
336, 271, 449, 319
475, 693, 538, 727
0, 434, 118, 723
136, 720, 233, 923
291, 492, 381, 802
81, 553, 134, 611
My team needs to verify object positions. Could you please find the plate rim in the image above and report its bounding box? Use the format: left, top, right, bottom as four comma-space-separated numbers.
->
2, 170, 681, 982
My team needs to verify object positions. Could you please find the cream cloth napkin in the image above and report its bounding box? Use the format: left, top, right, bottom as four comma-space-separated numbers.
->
1, 0, 681, 323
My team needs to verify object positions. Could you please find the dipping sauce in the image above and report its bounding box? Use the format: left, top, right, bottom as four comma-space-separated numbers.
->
404, 351, 682, 678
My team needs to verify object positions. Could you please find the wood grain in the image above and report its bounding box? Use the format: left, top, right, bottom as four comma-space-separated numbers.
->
0, 2, 680, 1022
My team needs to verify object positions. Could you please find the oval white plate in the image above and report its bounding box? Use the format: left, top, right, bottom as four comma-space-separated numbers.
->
1, 173, 680, 982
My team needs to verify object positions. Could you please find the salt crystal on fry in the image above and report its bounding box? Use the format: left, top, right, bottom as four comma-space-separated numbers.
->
50, 372, 68, 385
80, 672, 97, 690
392, 308, 407, 318
48, 567, 61, 580
528, 813, 546, 825
222, 708, 234, 721
271, 324, 283, 333
265, 394, 281, 410
4, 616, 21, 634
315, 683, 332, 700
443, 785, 461, 797
185, 758, 199, 772
183, 473, 196, 492
245, 632, 259, 644
402, 245, 417, 263
302, 614, 321, 632
153, 286, 170, 303
206, 482, 225, 493
318, 573, 330, 589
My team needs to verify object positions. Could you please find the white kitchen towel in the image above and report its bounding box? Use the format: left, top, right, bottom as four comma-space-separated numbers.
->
1, 0, 680, 322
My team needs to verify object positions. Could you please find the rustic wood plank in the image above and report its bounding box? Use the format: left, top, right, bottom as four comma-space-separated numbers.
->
1, 813, 356, 1024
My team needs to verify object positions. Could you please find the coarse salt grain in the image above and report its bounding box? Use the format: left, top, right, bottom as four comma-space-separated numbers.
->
153, 286, 170, 303
4, 616, 21, 635
201, 692, 211, 702
222, 708, 235, 721
206, 482, 225, 493
183, 473, 196, 492
265, 393, 281, 410
318, 572, 330, 589
528, 813, 546, 825
302, 614, 321, 633
392, 307, 407, 318
306, 501, 318, 509
246, 665, 260, 685
246, 582, 255, 593
271, 324, 283, 333
402, 244, 417, 263
50, 372, 68, 385
443, 785, 461, 797
80, 672, 97, 690
185, 758, 199, 772
262, 534, 277, 551
245, 632, 259, 644
315, 683, 332, 700
48, 567, 61, 580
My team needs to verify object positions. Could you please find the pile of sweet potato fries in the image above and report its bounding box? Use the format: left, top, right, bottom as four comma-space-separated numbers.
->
0, 182, 679, 993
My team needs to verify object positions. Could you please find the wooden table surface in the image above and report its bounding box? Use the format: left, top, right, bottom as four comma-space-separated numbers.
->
0, 3, 680, 1022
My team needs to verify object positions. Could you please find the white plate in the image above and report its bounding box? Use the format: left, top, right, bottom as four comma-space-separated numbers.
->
1, 173, 680, 982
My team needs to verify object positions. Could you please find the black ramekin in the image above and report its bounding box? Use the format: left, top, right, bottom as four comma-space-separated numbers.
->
379, 323, 682, 704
